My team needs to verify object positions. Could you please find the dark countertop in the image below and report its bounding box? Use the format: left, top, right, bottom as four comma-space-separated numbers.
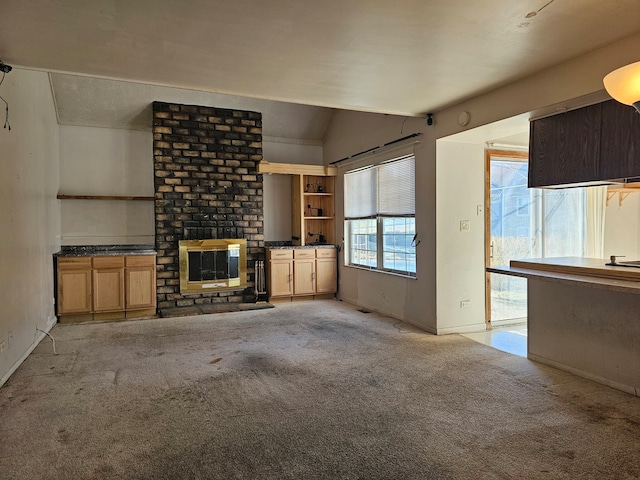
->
55, 245, 156, 257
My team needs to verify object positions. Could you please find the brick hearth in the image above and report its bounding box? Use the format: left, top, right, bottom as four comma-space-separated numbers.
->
152, 102, 264, 309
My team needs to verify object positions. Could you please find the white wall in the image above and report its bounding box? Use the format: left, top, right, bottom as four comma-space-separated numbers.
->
263, 174, 292, 241
57, 132, 321, 245
0, 69, 61, 385
59, 125, 153, 245
324, 31, 640, 335
324, 113, 437, 333
604, 194, 640, 259
436, 141, 486, 333
263, 140, 322, 165
262, 140, 323, 242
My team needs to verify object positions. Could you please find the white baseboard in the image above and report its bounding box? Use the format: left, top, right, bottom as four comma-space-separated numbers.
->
437, 322, 489, 335
528, 353, 639, 397
0, 321, 56, 388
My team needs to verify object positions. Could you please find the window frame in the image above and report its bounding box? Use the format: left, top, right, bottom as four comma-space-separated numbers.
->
344, 154, 417, 278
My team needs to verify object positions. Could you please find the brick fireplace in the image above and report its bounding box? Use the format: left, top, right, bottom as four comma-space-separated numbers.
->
152, 102, 264, 310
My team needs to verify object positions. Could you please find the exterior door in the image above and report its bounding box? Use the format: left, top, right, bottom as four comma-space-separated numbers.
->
485, 150, 530, 327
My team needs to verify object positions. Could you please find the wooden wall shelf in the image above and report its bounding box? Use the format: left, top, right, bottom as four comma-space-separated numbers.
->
606, 183, 640, 207
258, 160, 337, 176
57, 194, 154, 201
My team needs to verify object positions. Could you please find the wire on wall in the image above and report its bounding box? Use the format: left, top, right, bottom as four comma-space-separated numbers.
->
0, 68, 11, 131
0, 60, 13, 130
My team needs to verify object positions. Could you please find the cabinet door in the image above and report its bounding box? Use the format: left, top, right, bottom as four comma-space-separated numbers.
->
125, 256, 156, 310
57, 267, 92, 314
599, 99, 640, 180
269, 260, 293, 297
293, 258, 315, 295
93, 258, 125, 312
529, 103, 602, 187
316, 258, 337, 294
126, 266, 156, 309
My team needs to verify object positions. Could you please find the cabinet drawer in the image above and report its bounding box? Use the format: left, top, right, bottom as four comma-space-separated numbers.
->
294, 249, 316, 259
316, 248, 336, 259
92, 256, 125, 268
268, 249, 293, 260
58, 257, 92, 269
126, 255, 156, 267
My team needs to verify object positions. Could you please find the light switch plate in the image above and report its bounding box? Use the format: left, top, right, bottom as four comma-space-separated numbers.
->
460, 220, 470, 232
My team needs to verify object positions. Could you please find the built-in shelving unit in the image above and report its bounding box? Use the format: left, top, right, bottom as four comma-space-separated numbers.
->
258, 160, 337, 247
294, 174, 335, 246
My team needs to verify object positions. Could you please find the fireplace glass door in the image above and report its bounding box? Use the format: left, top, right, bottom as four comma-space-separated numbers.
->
188, 248, 239, 282
179, 239, 246, 293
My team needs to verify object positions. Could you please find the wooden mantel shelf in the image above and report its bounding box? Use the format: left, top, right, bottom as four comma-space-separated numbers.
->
258, 160, 337, 176
57, 194, 154, 201
606, 182, 640, 207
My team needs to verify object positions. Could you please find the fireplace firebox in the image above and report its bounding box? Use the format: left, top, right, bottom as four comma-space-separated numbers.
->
179, 239, 247, 293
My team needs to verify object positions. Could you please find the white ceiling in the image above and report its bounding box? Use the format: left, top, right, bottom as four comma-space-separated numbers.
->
2, 0, 640, 140
49, 73, 335, 142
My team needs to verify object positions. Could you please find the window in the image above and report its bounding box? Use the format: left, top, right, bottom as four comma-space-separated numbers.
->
344, 155, 416, 277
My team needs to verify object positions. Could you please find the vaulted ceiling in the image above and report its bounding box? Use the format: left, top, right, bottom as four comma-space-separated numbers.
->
2, 0, 640, 141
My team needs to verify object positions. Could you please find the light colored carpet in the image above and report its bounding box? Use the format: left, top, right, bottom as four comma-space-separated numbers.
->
1, 300, 639, 479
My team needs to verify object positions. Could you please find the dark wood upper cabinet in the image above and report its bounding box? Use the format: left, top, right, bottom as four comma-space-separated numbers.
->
529, 102, 601, 187
529, 99, 640, 187
599, 100, 640, 181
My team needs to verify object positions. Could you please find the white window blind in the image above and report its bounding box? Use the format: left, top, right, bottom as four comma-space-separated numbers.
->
344, 166, 376, 219
378, 156, 415, 215
345, 155, 415, 218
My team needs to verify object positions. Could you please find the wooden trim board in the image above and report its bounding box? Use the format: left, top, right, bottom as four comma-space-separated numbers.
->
258, 160, 337, 176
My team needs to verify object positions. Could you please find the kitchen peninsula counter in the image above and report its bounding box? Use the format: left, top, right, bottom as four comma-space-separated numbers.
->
488, 257, 640, 295
488, 257, 640, 397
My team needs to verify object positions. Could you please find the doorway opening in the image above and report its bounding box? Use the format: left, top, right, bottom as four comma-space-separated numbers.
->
485, 150, 529, 327
485, 149, 590, 329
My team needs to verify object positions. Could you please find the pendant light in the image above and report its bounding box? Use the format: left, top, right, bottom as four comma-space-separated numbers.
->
603, 61, 640, 113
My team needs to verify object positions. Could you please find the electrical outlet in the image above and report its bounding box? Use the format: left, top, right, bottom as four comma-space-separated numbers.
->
460, 220, 470, 232
460, 300, 471, 308
0, 340, 5, 353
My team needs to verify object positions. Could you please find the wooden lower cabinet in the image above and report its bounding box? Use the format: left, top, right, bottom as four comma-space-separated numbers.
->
267, 249, 293, 297
316, 258, 337, 294
267, 247, 336, 302
57, 257, 92, 315
270, 261, 294, 297
293, 249, 316, 295
56, 254, 156, 322
125, 256, 156, 309
93, 256, 125, 312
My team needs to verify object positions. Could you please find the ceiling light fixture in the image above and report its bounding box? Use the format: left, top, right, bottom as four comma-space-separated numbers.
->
603, 61, 640, 113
